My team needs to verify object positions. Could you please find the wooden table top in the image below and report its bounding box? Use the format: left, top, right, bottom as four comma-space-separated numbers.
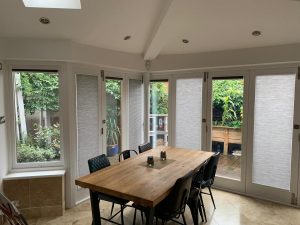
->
75, 146, 214, 208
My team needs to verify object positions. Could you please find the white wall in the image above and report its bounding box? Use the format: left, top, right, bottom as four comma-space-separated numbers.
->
0, 62, 8, 191
0, 38, 145, 72
151, 43, 300, 72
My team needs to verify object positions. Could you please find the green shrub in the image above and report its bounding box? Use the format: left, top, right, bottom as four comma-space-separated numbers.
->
17, 144, 56, 163
17, 123, 61, 163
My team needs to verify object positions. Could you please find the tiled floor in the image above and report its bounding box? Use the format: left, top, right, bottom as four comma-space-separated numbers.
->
24, 189, 300, 225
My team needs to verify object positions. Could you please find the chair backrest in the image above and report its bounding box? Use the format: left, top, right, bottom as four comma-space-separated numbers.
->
192, 160, 208, 188
88, 154, 111, 173
0, 192, 28, 225
158, 170, 194, 216
203, 152, 221, 185
118, 150, 138, 162
138, 142, 152, 154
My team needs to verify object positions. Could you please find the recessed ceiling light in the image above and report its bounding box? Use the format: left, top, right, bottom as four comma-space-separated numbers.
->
252, 30, 262, 37
124, 36, 131, 40
23, 0, 81, 9
39, 17, 50, 25
182, 39, 189, 44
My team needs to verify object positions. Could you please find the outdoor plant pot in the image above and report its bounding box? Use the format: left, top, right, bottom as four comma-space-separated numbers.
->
107, 144, 119, 157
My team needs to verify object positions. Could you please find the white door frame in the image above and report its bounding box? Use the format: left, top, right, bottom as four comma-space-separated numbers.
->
246, 67, 299, 204
207, 70, 250, 193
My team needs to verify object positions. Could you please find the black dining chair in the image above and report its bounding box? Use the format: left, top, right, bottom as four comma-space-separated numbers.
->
138, 142, 152, 154
88, 154, 128, 225
118, 149, 138, 162
154, 170, 194, 225
201, 152, 221, 210
189, 161, 208, 223
0, 192, 28, 225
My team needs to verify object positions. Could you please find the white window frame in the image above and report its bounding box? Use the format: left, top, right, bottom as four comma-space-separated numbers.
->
5, 62, 65, 171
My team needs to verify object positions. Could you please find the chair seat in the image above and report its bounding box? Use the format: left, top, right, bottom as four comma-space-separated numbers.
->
98, 192, 128, 205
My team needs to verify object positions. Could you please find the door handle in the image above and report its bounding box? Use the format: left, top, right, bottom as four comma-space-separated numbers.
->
294, 124, 300, 129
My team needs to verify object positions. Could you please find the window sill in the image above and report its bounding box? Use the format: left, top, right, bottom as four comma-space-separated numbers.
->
3, 170, 65, 180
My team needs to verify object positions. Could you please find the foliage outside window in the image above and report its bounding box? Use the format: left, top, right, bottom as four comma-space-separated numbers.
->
150, 82, 168, 114
105, 79, 121, 156
212, 79, 244, 128
15, 72, 61, 163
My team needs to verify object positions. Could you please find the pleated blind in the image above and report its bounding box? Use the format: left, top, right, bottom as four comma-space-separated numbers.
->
252, 74, 295, 190
76, 75, 100, 177
175, 78, 203, 150
128, 79, 143, 150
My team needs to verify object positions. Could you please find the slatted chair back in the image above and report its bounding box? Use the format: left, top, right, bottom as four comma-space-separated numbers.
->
0, 192, 28, 225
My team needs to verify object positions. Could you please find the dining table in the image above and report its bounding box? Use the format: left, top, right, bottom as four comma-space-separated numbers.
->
75, 146, 214, 225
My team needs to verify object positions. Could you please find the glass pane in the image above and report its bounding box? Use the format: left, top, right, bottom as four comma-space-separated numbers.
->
77, 75, 99, 177
176, 78, 203, 150
252, 74, 295, 190
106, 79, 121, 164
212, 78, 244, 180
15, 71, 61, 163
129, 79, 143, 150
149, 81, 168, 147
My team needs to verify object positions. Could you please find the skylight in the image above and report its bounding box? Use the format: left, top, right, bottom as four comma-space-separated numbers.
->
23, 0, 81, 9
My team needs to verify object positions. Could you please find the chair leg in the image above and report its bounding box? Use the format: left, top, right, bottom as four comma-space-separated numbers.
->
121, 205, 124, 225
155, 217, 158, 225
141, 210, 144, 224
208, 186, 216, 209
110, 202, 115, 216
182, 213, 187, 225
187, 198, 199, 225
199, 193, 207, 222
133, 208, 137, 225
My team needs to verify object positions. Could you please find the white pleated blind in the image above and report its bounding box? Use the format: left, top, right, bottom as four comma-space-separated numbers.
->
252, 74, 295, 190
129, 79, 143, 150
77, 75, 100, 177
175, 78, 203, 150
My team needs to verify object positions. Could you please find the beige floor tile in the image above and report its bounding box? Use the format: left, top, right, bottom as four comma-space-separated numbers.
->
25, 189, 300, 225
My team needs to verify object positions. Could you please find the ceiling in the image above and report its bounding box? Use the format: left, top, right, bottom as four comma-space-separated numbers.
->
0, 0, 300, 60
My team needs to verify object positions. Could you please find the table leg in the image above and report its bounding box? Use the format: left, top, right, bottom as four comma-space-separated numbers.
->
90, 190, 101, 225
145, 207, 155, 225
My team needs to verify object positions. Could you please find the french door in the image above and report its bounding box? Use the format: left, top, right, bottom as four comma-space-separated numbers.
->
207, 71, 250, 192
246, 68, 300, 204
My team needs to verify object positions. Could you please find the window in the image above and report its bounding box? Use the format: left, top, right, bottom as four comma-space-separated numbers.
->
13, 71, 62, 166
22, 0, 81, 9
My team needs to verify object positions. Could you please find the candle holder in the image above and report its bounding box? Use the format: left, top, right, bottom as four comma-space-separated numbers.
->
147, 156, 154, 167
160, 151, 167, 161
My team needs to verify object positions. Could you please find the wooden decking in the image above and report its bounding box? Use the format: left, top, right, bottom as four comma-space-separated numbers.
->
217, 154, 241, 180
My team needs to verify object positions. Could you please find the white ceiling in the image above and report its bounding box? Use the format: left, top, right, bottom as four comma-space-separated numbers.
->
0, 0, 300, 59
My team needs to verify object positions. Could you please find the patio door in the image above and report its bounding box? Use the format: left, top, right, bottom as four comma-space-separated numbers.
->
102, 71, 123, 165
207, 71, 249, 192
246, 68, 300, 204
76, 72, 103, 202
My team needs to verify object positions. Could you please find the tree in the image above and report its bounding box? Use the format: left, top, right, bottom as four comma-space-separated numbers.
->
20, 72, 59, 115
150, 82, 168, 114
212, 79, 243, 128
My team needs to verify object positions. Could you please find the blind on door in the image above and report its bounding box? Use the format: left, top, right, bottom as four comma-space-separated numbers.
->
252, 74, 295, 190
76, 75, 100, 177
175, 78, 203, 150
129, 79, 143, 150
